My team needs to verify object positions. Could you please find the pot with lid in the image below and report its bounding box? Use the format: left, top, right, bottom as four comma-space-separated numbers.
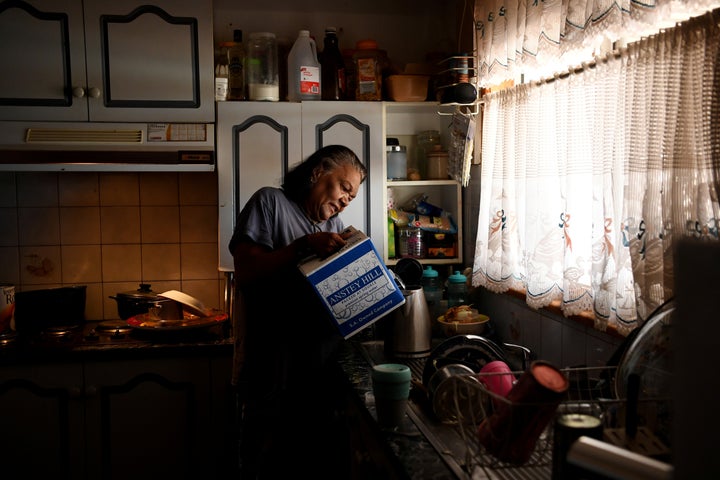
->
110, 283, 181, 320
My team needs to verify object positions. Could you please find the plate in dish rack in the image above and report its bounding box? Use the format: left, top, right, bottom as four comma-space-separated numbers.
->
126, 310, 227, 330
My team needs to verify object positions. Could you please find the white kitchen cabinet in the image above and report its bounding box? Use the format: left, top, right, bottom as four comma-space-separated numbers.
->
0, 0, 214, 123
383, 102, 463, 266
216, 101, 385, 272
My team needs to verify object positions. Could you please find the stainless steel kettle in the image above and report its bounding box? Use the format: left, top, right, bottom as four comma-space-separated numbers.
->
387, 285, 432, 358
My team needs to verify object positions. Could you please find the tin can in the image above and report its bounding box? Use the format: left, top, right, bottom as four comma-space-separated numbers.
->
0, 284, 15, 332
398, 227, 425, 259
552, 413, 603, 479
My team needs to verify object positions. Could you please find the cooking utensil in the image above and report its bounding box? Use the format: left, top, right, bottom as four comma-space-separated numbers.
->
109, 283, 181, 320
14, 285, 87, 335
385, 286, 432, 358
158, 290, 209, 317
422, 334, 508, 387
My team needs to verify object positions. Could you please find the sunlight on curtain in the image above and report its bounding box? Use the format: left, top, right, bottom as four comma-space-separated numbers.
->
472, 8, 720, 335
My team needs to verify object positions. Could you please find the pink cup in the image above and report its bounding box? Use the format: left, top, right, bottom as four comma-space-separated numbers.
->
478, 360, 516, 406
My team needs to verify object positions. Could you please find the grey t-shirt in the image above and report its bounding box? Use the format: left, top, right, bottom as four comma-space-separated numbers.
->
229, 186, 344, 254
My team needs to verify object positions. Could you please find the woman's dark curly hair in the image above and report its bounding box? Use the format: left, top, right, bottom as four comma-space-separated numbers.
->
282, 145, 367, 203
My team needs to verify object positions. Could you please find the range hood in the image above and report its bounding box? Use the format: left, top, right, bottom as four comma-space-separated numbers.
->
0, 121, 215, 172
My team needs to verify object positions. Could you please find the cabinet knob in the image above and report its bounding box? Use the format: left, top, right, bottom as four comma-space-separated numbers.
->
72, 87, 86, 98
87, 87, 101, 99
68, 386, 82, 398
85, 385, 98, 397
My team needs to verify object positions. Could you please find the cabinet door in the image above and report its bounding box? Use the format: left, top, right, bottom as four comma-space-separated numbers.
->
83, 357, 215, 480
82, 0, 214, 122
301, 102, 385, 244
216, 101, 303, 271
0, 363, 86, 479
0, 0, 89, 121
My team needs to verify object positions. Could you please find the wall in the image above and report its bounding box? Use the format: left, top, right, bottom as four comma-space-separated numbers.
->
0, 171, 223, 321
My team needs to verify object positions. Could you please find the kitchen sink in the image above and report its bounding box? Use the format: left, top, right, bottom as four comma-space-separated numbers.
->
356, 339, 553, 479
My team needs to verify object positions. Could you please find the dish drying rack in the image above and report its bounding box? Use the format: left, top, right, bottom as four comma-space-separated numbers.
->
425, 365, 672, 479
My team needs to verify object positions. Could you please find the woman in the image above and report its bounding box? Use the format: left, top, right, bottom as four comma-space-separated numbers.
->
229, 144, 367, 479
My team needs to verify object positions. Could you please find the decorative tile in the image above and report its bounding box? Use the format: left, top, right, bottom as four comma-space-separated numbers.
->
19, 245, 62, 285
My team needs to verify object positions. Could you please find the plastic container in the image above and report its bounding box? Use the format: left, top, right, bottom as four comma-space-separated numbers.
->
320, 27, 345, 100
227, 29, 246, 100
246, 32, 279, 101
287, 30, 321, 101
447, 270, 468, 307
421, 266, 442, 319
353, 39, 384, 101
386, 144, 407, 180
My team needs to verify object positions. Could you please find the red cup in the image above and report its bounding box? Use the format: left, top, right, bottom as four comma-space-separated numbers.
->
478, 361, 515, 403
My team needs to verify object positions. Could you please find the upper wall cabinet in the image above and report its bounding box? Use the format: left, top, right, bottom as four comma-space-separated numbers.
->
0, 0, 214, 123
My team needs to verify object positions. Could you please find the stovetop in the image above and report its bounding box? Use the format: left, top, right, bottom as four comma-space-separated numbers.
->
0, 318, 232, 355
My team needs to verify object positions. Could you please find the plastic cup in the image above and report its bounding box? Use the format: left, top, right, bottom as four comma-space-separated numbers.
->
371, 363, 411, 428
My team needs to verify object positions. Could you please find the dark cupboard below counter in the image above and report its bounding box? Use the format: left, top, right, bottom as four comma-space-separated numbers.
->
0, 329, 236, 480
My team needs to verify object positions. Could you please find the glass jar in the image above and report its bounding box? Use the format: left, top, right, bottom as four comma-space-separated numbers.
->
398, 227, 425, 259
246, 32, 280, 101
426, 144, 449, 179
386, 144, 407, 180
415, 129, 442, 180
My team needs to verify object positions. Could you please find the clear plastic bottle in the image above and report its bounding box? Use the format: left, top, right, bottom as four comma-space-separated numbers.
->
447, 270, 468, 307
320, 27, 345, 100
353, 39, 384, 101
287, 30, 321, 101
227, 29, 246, 100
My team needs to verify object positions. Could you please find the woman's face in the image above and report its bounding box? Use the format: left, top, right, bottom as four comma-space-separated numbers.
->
305, 163, 362, 222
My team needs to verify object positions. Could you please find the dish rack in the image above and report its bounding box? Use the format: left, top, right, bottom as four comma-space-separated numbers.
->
430, 365, 673, 478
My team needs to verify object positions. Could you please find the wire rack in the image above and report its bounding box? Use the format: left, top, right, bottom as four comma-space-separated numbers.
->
429, 365, 672, 478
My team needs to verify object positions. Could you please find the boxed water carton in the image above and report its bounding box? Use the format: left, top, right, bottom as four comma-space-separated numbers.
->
298, 226, 405, 339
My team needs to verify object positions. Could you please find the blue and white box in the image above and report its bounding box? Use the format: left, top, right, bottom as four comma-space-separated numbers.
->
298, 227, 405, 339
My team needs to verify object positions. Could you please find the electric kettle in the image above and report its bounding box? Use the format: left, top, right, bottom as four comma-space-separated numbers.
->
386, 285, 432, 358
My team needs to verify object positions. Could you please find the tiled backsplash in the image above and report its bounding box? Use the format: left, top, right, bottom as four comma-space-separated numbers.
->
0, 171, 223, 321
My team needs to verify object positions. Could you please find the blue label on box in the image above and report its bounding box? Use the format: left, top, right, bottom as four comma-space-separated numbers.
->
303, 236, 405, 338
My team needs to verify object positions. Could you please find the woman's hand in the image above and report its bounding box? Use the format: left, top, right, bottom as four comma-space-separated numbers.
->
305, 231, 348, 258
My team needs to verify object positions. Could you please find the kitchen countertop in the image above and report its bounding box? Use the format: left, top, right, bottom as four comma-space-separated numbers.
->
0, 319, 234, 365
337, 330, 554, 480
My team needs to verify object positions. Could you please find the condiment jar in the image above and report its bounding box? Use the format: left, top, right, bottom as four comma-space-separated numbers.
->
426, 144, 449, 179
353, 39, 384, 101
447, 270, 468, 307
386, 144, 407, 180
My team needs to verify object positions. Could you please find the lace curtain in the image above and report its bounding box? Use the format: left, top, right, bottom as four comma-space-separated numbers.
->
471, 8, 720, 335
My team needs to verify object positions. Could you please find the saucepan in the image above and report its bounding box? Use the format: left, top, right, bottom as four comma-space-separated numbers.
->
109, 283, 181, 320
14, 285, 87, 335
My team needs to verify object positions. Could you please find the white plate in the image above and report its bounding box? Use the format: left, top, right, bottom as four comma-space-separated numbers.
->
158, 290, 208, 317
